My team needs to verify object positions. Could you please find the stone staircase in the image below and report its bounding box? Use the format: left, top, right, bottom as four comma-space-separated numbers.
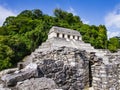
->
70, 39, 110, 64
32, 37, 111, 65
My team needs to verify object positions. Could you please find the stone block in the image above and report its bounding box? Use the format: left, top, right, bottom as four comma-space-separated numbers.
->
1, 63, 39, 86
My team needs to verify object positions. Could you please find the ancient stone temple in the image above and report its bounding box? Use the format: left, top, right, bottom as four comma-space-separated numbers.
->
39, 26, 120, 90
0, 26, 120, 90
38, 26, 94, 52
48, 26, 82, 40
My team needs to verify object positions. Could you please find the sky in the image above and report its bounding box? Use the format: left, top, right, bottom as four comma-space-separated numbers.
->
0, 0, 120, 38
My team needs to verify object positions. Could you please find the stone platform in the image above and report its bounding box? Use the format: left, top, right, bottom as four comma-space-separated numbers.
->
1, 26, 120, 90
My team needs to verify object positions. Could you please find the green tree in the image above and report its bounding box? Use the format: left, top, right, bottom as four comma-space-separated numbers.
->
108, 37, 120, 52
0, 44, 14, 70
0, 8, 113, 71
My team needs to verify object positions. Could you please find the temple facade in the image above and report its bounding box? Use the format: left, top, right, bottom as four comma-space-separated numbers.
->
48, 26, 82, 40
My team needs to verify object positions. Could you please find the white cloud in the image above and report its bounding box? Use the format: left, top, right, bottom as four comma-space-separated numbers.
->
0, 5, 16, 26
81, 18, 90, 24
67, 7, 77, 15
105, 6, 120, 38
107, 31, 120, 39
105, 11, 120, 28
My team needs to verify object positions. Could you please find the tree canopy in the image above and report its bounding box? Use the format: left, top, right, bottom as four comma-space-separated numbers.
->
0, 8, 119, 70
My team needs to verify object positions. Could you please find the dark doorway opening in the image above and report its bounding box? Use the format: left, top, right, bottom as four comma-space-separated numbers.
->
77, 36, 79, 40
63, 34, 65, 38
68, 35, 70, 39
57, 33, 59, 37
73, 36, 75, 39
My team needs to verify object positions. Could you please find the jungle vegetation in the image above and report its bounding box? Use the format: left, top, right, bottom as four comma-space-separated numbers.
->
0, 8, 120, 70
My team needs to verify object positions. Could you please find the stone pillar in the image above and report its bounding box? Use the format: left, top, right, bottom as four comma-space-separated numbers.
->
65, 34, 68, 39
79, 36, 82, 41
75, 36, 78, 40
59, 33, 63, 38
70, 35, 73, 39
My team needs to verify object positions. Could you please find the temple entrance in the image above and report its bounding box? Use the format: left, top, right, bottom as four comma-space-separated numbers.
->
57, 33, 59, 37
62, 34, 65, 38
73, 36, 75, 39
68, 35, 70, 39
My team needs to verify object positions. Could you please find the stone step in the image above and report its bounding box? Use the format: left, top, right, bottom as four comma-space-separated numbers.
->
72, 40, 91, 46
95, 52, 105, 57
82, 49, 96, 53
79, 46, 94, 49
41, 42, 51, 46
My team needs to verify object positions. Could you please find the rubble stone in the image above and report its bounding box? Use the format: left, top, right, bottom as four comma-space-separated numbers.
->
0, 26, 120, 90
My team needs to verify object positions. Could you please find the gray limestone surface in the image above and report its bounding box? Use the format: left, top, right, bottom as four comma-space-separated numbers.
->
1, 63, 39, 86
31, 47, 90, 90
49, 26, 81, 36
0, 26, 120, 90
0, 46, 90, 90
16, 77, 58, 90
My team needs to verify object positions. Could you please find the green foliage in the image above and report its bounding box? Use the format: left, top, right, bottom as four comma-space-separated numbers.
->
0, 8, 119, 70
0, 44, 13, 70
108, 37, 120, 52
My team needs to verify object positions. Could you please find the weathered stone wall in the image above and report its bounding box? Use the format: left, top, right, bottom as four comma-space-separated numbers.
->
91, 53, 120, 90
32, 47, 90, 90
92, 64, 120, 90
0, 47, 90, 90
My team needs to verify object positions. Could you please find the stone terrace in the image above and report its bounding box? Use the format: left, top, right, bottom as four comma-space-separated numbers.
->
35, 26, 120, 90
1, 26, 120, 90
